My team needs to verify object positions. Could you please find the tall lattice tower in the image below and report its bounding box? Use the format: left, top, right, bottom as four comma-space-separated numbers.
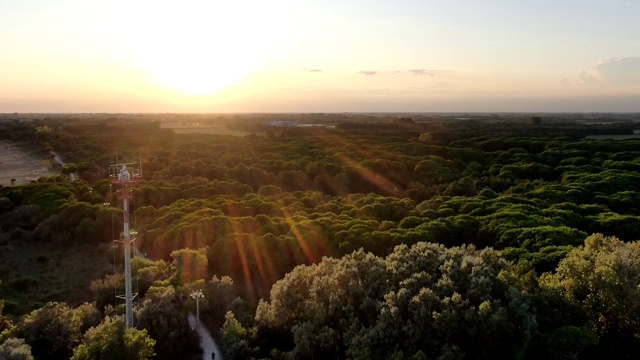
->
109, 162, 142, 328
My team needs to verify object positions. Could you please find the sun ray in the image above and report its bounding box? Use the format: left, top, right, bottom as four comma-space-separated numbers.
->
261, 236, 280, 279
279, 203, 317, 264
248, 235, 270, 293
234, 234, 255, 302
317, 134, 402, 195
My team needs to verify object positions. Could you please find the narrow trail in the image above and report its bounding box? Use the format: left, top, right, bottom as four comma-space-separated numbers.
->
50, 150, 77, 180
189, 314, 223, 360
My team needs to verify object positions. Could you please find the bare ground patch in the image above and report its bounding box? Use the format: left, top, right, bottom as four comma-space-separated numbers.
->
0, 140, 58, 186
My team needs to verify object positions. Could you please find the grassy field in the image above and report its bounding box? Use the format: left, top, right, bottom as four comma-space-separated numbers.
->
0, 241, 113, 316
0, 140, 58, 186
160, 123, 258, 136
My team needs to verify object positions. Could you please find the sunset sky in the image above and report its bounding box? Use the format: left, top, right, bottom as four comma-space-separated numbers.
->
1, 0, 639, 113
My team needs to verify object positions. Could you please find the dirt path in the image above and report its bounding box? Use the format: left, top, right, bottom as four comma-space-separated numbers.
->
50, 150, 77, 180
188, 314, 223, 360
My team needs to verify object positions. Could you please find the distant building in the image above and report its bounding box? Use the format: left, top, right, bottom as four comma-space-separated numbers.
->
267, 121, 297, 127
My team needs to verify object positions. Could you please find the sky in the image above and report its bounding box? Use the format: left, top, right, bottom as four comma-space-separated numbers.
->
1, 0, 639, 113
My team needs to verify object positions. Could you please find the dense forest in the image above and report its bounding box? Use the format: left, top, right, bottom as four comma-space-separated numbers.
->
1, 114, 640, 359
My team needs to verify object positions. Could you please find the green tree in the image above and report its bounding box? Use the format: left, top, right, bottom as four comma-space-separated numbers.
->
221, 311, 256, 360
90, 273, 124, 312
169, 247, 208, 286
200, 276, 245, 326
135, 286, 201, 360
18, 302, 100, 360
70, 316, 154, 360
543, 326, 598, 360
0, 298, 13, 336
541, 234, 640, 356
0, 338, 34, 360
256, 243, 536, 359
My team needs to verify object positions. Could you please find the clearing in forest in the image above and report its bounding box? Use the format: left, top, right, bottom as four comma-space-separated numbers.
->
160, 122, 256, 136
0, 140, 57, 186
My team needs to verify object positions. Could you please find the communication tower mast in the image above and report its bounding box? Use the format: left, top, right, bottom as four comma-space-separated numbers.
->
109, 161, 142, 328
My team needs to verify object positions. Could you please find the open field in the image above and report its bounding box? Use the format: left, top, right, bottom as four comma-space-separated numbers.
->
160, 122, 257, 136
0, 241, 113, 314
0, 140, 57, 186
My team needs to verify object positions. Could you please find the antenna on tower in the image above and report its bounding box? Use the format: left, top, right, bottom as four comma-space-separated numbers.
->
109, 161, 143, 329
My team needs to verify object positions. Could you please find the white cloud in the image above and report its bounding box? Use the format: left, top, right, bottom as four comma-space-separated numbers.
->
579, 57, 640, 86
408, 69, 432, 76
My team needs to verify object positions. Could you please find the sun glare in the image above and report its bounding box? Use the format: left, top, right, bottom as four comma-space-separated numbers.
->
144, 43, 253, 95
124, 1, 277, 95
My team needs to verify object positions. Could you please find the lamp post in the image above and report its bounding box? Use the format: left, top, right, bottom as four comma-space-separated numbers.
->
190, 290, 204, 328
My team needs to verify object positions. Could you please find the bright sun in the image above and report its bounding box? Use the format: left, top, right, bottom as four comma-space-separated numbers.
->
125, 1, 273, 95
142, 38, 255, 95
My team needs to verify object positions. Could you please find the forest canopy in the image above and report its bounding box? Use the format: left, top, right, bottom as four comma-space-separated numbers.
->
1, 115, 639, 359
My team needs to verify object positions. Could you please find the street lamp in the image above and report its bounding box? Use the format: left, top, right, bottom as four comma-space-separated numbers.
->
190, 290, 204, 328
